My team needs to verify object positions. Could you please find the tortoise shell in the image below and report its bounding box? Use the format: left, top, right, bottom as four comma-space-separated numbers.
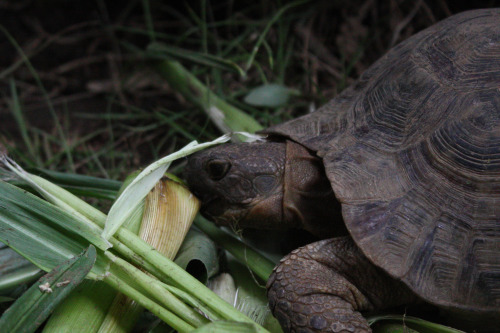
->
264, 8, 500, 312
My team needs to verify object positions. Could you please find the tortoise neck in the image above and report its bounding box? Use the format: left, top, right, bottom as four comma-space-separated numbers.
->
283, 140, 346, 238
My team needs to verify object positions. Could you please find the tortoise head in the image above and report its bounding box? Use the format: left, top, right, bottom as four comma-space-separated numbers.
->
185, 141, 287, 230
185, 140, 344, 236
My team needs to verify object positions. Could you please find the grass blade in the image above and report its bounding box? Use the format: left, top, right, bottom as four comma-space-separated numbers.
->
32, 168, 121, 200
1, 157, 112, 250
245, 0, 308, 71
148, 42, 245, 76
0, 180, 109, 276
8, 80, 37, 163
0, 246, 96, 333
102, 273, 196, 333
113, 228, 269, 331
373, 322, 420, 333
163, 284, 222, 322
0, 25, 75, 171
42, 175, 139, 333
104, 251, 209, 328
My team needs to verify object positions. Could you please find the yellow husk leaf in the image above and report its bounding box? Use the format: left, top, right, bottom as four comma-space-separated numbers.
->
140, 178, 200, 258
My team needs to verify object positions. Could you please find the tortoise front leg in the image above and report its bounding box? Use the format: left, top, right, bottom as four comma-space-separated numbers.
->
267, 237, 417, 333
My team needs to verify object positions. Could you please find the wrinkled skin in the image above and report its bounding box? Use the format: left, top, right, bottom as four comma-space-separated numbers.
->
185, 140, 344, 237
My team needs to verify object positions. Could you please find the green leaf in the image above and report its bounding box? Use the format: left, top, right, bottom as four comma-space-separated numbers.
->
43, 175, 138, 333
0, 246, 96, 333
0, 180, 109, 277
31, 168, 121, 201
0, 245, 42, 294
0, 266, 42, 296
0, 158, 112, 251
243, 84, 298, 108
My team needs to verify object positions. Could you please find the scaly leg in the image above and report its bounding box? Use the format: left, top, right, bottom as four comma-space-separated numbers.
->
267, 237, 417, 333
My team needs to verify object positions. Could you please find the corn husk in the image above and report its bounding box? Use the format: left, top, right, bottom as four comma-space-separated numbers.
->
139, 178, 200, 258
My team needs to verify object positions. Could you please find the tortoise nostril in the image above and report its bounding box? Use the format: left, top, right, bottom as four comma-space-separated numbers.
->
205, 159, 231, 181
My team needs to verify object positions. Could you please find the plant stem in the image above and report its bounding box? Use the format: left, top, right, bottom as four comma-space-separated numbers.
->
105, 251, 209, 327
155, 60, 263, 134
102, 274, 194, 333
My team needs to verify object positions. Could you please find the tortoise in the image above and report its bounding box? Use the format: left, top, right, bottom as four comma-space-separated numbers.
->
185, 9, 500, 333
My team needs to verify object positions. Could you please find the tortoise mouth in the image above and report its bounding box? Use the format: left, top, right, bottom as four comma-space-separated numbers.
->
199, 195, 249, 227
200, 196, 225, 218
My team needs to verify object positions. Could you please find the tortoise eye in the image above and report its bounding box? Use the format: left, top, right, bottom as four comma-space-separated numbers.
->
205, 159, 231, 181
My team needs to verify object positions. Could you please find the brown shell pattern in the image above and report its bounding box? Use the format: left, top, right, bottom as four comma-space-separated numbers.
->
264, 9, 500, 311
